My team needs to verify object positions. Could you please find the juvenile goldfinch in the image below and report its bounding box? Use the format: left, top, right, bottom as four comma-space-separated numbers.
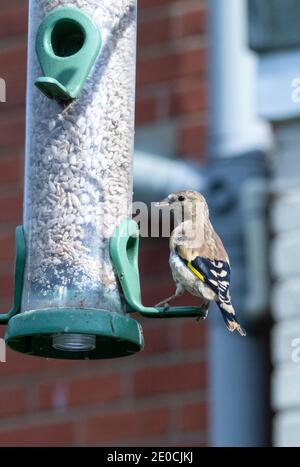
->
155, 190, 246, 337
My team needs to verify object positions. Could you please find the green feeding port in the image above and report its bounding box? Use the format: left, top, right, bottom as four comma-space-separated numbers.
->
35, 6, 101, 102
51, 19, 86, 57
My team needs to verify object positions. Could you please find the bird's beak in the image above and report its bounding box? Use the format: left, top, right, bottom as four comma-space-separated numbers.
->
154, 197, 170, 208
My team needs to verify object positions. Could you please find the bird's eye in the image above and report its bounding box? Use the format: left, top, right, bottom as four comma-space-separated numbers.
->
178, 195, 185, 202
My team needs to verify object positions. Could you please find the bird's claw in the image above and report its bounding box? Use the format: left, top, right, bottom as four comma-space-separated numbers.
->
155, 301, 170, 311
196, 302, 209, 321
155, 301, 167, 308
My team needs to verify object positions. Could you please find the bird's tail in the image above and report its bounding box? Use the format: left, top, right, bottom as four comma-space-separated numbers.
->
217, 302, 246, 337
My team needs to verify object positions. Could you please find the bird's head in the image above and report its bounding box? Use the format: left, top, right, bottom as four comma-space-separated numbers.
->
155, 190, 209, 223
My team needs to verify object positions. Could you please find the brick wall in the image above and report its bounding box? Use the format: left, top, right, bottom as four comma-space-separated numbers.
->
0, 0, 208, 446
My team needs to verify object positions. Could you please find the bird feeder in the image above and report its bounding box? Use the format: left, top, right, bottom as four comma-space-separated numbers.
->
0, 0, 206, 360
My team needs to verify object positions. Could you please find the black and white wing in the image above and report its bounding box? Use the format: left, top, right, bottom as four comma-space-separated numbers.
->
179, 255, 246, 336
180, 255, 231, 306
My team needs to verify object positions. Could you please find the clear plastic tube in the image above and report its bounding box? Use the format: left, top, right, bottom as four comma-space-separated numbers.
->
22, 0, 137, 314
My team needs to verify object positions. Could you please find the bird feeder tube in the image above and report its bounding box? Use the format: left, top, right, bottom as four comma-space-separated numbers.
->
0, 0, 207, 360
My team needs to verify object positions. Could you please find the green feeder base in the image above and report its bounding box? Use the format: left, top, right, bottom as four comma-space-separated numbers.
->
1, 222, 206, 361
5, 308, 143, 360
1, 227, 143, 360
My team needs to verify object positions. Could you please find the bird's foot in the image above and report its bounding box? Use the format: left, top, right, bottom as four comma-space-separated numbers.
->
197, 312, 207, 322
197, 301, 210, 321
155, 301, 170, 312
155, 300, 169, 308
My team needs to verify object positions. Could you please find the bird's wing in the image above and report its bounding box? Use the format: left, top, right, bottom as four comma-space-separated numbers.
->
177, 249, 231, 305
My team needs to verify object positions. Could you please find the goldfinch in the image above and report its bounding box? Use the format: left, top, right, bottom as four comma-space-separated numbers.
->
155, 190, 246, 336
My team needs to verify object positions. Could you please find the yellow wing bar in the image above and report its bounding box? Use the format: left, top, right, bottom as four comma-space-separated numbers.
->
187, 261, 205, 282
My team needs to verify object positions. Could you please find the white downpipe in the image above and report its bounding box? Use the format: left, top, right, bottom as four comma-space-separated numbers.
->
209, 0, 270, 447
210, 0, 271, 158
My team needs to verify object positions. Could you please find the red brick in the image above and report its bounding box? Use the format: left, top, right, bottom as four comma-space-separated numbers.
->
138, 16, 171, 47
0, 194, 23, 223
0, 1, 26, 10
139, 0, 172, 9
39, 373, 121, 410
0, 7, 28, 38
0, 233, 14, 262
179, 320, 208, 350
170, 436, 207, 447
141, 278, 174, 306
134, 361, 207, 397
142, 279, 201, 308
179, 401, 207, 432
0, 117, 25, 148
142, 322, 172, 355
175, 6, 207, 38
2, 74, 26, 109
0, 273, 14, 301
179, 122, 207, 162
135, 95, 157, 125
139, 240, 170, 277
0, 45, 27, 107
84, 406, 170, 444
0, 422, 73, 447
137, 47, 207, 86
0, 349, 79, 377
0, 46, 27, 77
0, 146, 23, 159
169, 81, 208, 117
0, 351, 48, 377
0, 155, 23, 186
0, 386, 27, 418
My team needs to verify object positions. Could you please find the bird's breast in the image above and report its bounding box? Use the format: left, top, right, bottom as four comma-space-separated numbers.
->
169, 252, 216, 300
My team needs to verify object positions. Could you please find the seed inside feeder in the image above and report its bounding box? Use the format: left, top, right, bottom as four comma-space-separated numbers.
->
22, 0, 137, 326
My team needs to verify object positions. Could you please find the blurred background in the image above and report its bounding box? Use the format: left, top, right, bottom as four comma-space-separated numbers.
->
0, 0, 299, 447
